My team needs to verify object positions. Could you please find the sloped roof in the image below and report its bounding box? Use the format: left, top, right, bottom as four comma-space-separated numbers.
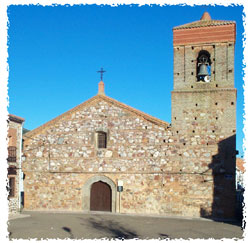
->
173, 11, 235, 30
24, 94, 170, 139
9, 114, 25, 124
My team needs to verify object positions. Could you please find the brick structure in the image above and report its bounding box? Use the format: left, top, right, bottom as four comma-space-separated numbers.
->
22, 12, 237, 219
8, 114, 25, 213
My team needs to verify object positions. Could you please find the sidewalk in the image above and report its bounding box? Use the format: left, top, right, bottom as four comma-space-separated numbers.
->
8, 213, 30, 221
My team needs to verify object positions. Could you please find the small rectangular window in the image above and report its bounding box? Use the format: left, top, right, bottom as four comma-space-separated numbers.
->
97, 132, 107, 149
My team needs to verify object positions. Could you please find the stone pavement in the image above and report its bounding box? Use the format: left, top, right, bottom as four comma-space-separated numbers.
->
8, 211, 243, 240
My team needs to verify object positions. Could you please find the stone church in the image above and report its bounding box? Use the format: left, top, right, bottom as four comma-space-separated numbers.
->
22, 12, 237, 219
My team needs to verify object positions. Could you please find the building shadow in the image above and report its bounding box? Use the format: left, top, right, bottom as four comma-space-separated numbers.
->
81, 217, 138, 239
200, 135, 243, 227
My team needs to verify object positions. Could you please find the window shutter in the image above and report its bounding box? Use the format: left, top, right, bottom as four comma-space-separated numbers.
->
9, 177, 15, 197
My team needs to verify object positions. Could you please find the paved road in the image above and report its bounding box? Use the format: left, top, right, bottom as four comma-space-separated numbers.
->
8, 211, 243, 240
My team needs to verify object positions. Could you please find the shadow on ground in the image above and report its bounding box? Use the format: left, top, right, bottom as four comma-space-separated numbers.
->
199, 212, 244, 228
159, 233, 170, 239
79, 217, 138, 239
62, 227, 74, 239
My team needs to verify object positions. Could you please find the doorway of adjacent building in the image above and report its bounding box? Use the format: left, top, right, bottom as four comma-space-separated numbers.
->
90, 181, 112, 212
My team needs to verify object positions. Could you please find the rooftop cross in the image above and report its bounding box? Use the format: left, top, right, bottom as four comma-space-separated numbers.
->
97, 68, 106, 81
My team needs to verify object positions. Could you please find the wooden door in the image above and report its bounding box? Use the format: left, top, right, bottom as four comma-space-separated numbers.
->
90, 181, 112, 212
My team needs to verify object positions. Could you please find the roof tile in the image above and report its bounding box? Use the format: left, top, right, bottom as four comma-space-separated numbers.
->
173, 11, 235, 30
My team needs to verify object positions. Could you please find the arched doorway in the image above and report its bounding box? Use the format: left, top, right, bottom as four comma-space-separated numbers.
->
90, 181, 111, 212
82, 175, 116, 212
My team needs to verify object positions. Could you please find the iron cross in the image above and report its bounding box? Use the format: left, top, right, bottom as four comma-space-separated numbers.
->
97, 68, 106, 81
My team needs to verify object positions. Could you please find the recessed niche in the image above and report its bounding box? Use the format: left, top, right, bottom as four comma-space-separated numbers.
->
213, 58, 215, 61
192, 46, 194, 50
163, 139, 166, 143
231, 102, 234, 105
191, 86, 193, 88
216, 117, 218, 120
192, 130, 195, 133
215, 102, 218, 105
213, 45, 215, 48
174, 117, 177, 120
176, 131, 179, 134
213, 71, 215, 74
216, 84, 218, 87
212, 130, 215, 133
229, 69, 233, 73
191, 72, 194, 75
183, 143, 186, 145
233, 129, 236, 133
195, 103, 198, 106
194, 117, 197, 120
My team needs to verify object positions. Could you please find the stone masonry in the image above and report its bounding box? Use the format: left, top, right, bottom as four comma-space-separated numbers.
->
8, 114, 25, 213
22, 12, 237, 219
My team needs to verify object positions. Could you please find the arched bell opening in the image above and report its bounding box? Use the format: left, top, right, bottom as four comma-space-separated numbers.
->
197, 50, 212, 82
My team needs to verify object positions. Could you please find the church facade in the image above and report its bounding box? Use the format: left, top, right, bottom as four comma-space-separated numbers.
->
22, 12, 237, 219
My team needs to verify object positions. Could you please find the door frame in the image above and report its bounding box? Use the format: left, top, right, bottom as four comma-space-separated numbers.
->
82, 175, 116, 212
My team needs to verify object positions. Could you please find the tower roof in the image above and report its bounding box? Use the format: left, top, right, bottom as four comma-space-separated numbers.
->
173, 11, 236, 45
201, 11, 211, 21
173, 12, 235, 30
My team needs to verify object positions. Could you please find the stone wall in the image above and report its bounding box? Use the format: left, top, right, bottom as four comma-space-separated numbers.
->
8, 117, 24, 213
23, 171, 214, 217
23, 96, 217, 218
171, 89, 236, 218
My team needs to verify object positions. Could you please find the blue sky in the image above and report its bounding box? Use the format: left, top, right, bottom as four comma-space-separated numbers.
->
7, 4, 245, 157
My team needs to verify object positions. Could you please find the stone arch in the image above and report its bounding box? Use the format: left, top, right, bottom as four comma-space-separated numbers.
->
82, 175, 116, 212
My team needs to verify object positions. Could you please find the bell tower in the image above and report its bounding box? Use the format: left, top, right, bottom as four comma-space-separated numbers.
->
171, 12, 237, 218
